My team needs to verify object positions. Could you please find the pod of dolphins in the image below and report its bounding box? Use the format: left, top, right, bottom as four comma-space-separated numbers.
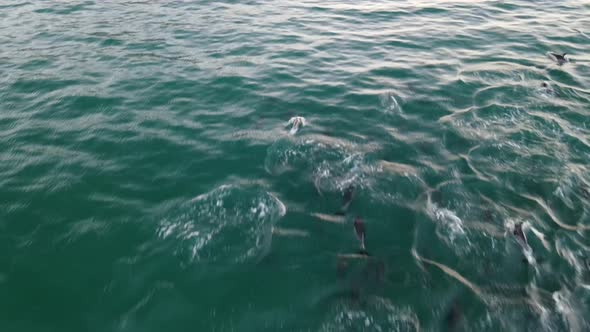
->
282, 49, 575, 330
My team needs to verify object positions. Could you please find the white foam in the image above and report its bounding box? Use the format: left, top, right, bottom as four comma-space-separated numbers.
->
156, 185, 285, 264
272, 227, 309, 237
286, 116, 306, 135
428, 200, 465, 241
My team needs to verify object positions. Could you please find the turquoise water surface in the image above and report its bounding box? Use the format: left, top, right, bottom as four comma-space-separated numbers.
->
1, 1, 590, 331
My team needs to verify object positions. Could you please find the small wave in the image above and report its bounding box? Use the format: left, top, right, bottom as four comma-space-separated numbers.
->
552, 164, 590, 210
574, 29, 590, 40
412, 250, 547, 311
377, 160, 418, 177
272, 227, 309, 237
521, 193, 590, 232
552, 289, 588, 332
311, 212, 346, 224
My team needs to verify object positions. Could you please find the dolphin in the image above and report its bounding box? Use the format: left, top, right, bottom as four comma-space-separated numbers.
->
336, 257, 349, 278
354, 217, 369, 256
445, 299, 462, 331
540, 81, 558, 96
513, 222, 528, 247
334, 185, 354, 216
549, 52, 568, 65
335, 185, 355, 215
342, 185, 354, 209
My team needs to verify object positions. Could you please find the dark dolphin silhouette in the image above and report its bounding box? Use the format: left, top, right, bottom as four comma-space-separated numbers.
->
549, 52, 568, 65
541, 81, 559, 96
513, 222, 528, 247
445, 299, 462, 331
354, 217, 369, 256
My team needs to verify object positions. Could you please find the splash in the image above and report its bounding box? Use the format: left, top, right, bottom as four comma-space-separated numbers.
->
313, 152, 372, 195
286, 116, 307, 135
157, 185, 285, 264
426, 198, 466, 244
380, 91, 403, 114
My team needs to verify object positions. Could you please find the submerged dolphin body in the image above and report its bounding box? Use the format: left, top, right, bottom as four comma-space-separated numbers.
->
445, 299, 462, 331
335, 186, 355, 216
342, 186, 354, 210
540, 82, 557, 95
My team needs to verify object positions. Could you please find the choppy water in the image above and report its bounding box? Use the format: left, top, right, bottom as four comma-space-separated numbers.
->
1, 0, 590, 331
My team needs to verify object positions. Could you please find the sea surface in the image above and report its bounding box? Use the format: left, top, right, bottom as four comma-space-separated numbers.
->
1, 1, 590, 331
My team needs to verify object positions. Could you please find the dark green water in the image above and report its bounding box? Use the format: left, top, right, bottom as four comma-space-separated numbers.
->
2, 0, 590, 331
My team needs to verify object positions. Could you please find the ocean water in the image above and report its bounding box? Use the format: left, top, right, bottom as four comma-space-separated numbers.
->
1, 0, 590, 331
